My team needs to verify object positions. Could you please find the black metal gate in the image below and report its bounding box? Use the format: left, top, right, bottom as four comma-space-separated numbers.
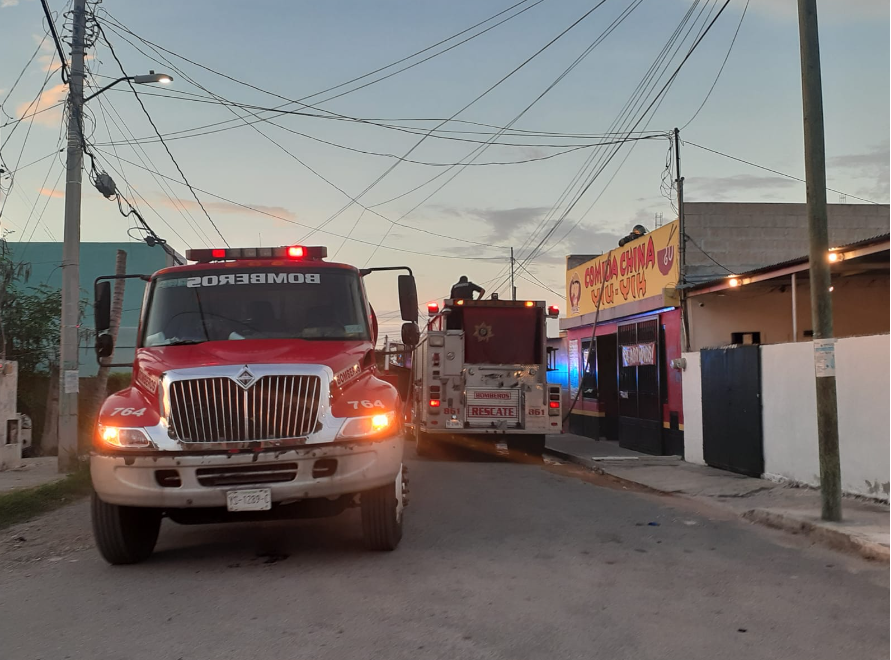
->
700, 346, 764, 477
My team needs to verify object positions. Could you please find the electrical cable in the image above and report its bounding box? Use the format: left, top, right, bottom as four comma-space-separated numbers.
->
90, 90, 205, 246
0, 34, 50, 121
40, 0, 70, 83
685, 140, 882, 205
97, 25, 230, 246
307, 0, 614, 240
357, 0, 649, 265
681, 0, 749, 130
521, 0, 732, 271
92, 21, 513, 252
89, 145, 506, 262
0, 51, 58, 220
97, 1, 547, 146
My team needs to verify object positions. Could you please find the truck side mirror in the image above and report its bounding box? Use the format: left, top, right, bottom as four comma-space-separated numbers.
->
95, 280, 111, 332
96, 333, 114, 359
398, 275, 418, 323
401, 321, 420, 347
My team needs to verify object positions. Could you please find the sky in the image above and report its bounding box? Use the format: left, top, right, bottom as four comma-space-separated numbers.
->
1, 0, 888, 340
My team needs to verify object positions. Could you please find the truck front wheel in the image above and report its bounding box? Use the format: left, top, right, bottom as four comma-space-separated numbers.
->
91, 493, 162, 565
360, 467, 405, 551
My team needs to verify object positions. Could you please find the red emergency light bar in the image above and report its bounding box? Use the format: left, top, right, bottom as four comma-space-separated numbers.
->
547, 305, 560, 317
427, 302, 440, 314
445, 299, 546, 308
186, 245, 327, 263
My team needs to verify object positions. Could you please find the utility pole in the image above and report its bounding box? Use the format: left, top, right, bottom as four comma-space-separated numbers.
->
59, 0, 87, 473
510, 247, 516, 301
674, 127, 691, 352
797, 0, 841, 521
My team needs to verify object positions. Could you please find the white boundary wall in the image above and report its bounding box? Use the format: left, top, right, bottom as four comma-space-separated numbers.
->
683, 335, 890, 500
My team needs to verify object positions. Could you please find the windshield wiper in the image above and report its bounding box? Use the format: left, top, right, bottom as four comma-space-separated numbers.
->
158, 339, 206, 347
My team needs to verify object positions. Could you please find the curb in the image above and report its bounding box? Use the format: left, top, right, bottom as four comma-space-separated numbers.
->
546, 448, 890, 563
544, 448, 604, 474
741, 509, 890, 563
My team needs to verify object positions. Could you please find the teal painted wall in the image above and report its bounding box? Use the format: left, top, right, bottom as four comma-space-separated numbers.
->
5, 242, 171, 376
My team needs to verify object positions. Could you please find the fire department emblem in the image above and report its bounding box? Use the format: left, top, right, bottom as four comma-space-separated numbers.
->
235, 365, 257, 389
473, 322, 494, 343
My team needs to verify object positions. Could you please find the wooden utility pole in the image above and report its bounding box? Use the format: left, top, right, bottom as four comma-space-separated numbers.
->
796, 0, 842, 521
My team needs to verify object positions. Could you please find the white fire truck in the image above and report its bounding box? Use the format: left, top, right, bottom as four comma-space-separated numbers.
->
411, 298, 562, 456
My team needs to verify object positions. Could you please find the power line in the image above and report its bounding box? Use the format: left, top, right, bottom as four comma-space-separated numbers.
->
97, 24, 230, 246
307, 0, 614, 241
93, 31, 514, 252
681, 0, 749, 130
96, 1, 547, 146
521, 0, 733, 271
359, 0, 649, 265
89, 146, 507, 262
487, 0, 717, 294
0, 49, 59, 220
0, 34, 50, 121
685, 140, 882, 205
89, 86, 211, 246
39, 0, 70, 83
89, 97, 195, 249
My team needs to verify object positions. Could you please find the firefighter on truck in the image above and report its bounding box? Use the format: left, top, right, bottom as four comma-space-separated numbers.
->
413, 296, 562, 457
90, 244, 420, 565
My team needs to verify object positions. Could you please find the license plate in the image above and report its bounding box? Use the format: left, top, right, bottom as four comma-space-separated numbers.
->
446, 419, 462, 429
226, 488, 271, 512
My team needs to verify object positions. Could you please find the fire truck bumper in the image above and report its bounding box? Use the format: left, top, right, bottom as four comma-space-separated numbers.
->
91, 437, 404, 508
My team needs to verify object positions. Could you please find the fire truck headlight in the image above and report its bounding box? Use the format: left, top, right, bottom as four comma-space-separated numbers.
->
336, 412, 396, 440
96, 425, 153, 449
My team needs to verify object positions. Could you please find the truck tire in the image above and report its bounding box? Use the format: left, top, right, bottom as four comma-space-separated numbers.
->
361, 468, 404, 551
507, 434, 546, 457
91, 492, 162, 565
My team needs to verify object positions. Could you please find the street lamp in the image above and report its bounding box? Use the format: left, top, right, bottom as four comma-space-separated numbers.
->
84, 70, 173, 102
57, 6, 175, 473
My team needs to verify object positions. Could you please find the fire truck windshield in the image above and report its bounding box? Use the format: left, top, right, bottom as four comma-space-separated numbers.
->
142, 268, 369, 346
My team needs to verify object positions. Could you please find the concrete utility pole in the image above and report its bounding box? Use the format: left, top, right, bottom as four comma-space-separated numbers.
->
796, 0, 842, 521
58, 0, 87, 473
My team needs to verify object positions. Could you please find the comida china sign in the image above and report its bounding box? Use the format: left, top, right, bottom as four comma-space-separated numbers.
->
566, 220, 679, 319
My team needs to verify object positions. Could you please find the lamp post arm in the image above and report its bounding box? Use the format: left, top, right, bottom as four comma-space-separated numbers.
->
84, 76, 132, 103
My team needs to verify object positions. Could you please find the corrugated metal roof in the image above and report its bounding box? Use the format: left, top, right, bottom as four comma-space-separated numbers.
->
686, 232, 889, 291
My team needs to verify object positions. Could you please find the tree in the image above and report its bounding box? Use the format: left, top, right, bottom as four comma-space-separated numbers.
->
0, 237, 32, 359
2, 284, 64, 374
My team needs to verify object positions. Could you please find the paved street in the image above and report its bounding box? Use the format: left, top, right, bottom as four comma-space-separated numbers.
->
1, 444, 887, 660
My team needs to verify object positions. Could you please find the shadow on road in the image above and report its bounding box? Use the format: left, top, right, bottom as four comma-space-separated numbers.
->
409, 433, 545, 466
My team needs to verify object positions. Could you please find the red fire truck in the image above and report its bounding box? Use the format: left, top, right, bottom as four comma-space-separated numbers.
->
411, 298, 562, 456
89, 245, 420, 564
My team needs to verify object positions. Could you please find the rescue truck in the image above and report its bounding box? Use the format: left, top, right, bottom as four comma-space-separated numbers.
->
412, 297, 562, 456
89, 245, 420, 564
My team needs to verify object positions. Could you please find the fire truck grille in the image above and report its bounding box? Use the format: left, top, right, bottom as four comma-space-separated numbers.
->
168, 375, 322, 443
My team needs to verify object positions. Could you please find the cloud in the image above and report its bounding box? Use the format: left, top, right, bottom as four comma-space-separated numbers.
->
154, 196, 300, 227
686, 174, 798, 201
444, 206, 552, 242
1, 0, 21, 8
829, 141, 890, 202
38, 188, 64, 199
15, 82, 66, 127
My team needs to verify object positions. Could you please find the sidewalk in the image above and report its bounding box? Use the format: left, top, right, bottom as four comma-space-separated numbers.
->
546, 433, 890, 562
0, 457, 66, 494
